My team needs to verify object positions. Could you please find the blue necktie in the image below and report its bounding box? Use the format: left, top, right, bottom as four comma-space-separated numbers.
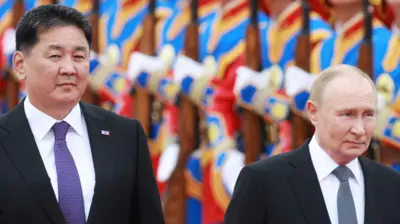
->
52, 121, 86, 224
332, 166, 357, 224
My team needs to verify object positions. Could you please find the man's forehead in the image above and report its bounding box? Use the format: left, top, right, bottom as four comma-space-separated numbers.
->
322, 75, 375, 103
36, 26, 89, 50
326, 73, 371, 91
327, 90, 376, 109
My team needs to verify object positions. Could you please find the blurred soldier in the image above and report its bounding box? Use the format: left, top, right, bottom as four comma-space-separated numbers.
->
284, 0, 399, 135
233, 0, 333, 157
172, 0, 270, 223
158, 0, 220, 198
290, 0, 395, 110
93, 0, 176, 194
374, 0, 400, 171
310, 0, 394, 75
126, 0, 220, 197
89, 0, 173, 112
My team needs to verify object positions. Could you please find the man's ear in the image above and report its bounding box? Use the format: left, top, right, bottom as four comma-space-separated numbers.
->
12, 51, 26, 80
306, 100, 318, 126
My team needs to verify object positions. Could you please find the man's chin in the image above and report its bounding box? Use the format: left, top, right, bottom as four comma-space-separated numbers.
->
53, 94, 81, 106
344, 147, 367, 159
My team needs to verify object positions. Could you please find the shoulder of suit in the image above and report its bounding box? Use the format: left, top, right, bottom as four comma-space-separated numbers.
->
82, 102, 139, 126
244, 150, 296, 177
361, 157, 400, 183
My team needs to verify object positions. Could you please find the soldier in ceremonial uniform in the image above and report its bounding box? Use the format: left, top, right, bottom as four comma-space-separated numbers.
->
233, 0, 333, 157
150, 0, 220, 220
374, 0, 400, 171
310, 0, 394, 75
89, 0, 174, 113
172, 0, 270, 223
286, 0, 398, 124
202, 1, 269, 221
174, 2, 223, 223
94, 0, 178, 194
125, 0, 220, 197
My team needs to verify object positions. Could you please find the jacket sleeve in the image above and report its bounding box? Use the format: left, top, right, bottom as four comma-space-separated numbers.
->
132, 120, 165, 224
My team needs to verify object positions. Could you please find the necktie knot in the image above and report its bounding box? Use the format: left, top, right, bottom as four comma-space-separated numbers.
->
52, 121, 70, 141
333, 165, 353, 182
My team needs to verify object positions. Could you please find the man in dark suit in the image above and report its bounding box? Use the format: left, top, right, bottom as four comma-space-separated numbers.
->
224, 64, 400, 224
0, 4, 164, 224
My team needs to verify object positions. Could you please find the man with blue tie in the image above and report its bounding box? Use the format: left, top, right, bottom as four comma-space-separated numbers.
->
0, 4, 164, 224
224, 64, 400, 224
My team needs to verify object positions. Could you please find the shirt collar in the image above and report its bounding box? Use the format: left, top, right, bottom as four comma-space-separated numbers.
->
24, 96, 85, 141
309, 135, 363, 185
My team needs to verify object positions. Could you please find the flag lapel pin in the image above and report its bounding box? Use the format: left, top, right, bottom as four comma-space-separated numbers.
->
101, 130, 110, 136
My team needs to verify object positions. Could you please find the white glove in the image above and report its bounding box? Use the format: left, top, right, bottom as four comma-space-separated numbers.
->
285, 65, 317, 96
173, 54, 205, 84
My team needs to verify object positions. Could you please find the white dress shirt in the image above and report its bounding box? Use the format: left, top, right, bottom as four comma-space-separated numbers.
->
24, 97, 95, 220
309, 136, 365, 224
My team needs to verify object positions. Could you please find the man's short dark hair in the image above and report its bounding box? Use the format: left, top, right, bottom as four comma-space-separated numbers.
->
16, 4, 92, 52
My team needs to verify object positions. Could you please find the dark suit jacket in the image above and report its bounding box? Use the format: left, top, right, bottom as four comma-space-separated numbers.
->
224, 140, 400, 224
0, 101, 165, 224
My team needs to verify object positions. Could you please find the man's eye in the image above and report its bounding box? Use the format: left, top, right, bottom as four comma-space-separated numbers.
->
74, 55, 85, 59
50, 55, 61, 58
365, 112, 375, 117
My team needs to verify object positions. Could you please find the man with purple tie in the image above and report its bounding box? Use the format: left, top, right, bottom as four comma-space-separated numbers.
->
0, 4, 164, 224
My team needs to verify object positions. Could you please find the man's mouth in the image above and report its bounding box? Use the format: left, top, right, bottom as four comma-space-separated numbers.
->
57, 83, 76, 86
347, 141, 365, 145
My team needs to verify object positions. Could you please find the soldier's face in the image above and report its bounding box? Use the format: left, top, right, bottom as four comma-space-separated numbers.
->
307, 75, 376, 165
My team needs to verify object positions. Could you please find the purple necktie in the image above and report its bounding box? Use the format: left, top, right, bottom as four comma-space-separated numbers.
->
52, 121, 86, 224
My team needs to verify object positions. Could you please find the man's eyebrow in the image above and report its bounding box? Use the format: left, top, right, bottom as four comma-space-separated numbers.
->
46, 44, 63, 51
45, 44, 88, 52
74, 45, 88, 52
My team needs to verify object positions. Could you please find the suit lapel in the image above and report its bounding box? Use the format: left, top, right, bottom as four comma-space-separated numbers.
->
288, 142, 331, 224
0, 101, 66, 224
359, 157, 382, 224
80, 102, 117, 224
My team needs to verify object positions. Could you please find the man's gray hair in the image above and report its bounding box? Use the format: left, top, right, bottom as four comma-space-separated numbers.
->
309, 64, 377, 105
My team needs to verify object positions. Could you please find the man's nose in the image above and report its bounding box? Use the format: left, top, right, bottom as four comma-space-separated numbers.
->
350, 119, 366, 136
59, 57, 76, 75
